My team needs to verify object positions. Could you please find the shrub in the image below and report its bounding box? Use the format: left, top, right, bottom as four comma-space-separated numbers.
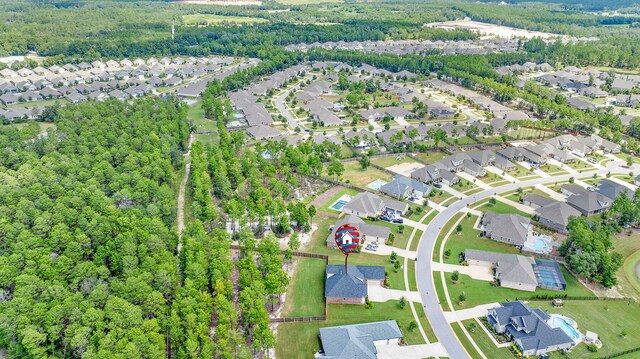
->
587, 344, 598, 352
451, 271, 460, 282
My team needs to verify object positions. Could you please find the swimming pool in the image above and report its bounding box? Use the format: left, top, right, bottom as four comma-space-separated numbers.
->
367, 179, 388, 191
524, 235, 552, 254
331, 200, 348, 211
548, 315, 581, 341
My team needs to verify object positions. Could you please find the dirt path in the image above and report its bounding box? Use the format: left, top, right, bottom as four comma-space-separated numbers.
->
177, 133, 195, 255
308, 185, 343, 208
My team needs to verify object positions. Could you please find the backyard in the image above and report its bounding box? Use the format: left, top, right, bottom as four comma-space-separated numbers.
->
276, 300, 427, 358
329, 160, 393, 188
444, 269, 595, 310
282, 257, 326, 317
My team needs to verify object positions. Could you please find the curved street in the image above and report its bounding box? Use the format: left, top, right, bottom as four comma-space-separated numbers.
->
415, 158, 635, 358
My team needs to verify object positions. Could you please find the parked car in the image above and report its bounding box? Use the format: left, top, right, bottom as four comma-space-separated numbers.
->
587, 158, 596, 164
392, 218, 404, 224
434, 183, 442, 189
379, 215, 392, 222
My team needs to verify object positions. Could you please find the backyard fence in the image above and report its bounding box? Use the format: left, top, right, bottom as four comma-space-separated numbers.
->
598, 347, 640, 359
520, 295, 636, 302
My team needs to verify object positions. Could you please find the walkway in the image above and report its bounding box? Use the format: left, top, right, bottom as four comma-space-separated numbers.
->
443, 303, 500, 323
362, 242, 414, 258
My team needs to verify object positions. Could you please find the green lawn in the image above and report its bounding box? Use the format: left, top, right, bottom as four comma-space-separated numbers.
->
408, 259, 417, 291
538, 163, 568, 175
182, 14, 269, 26
370, 155, 417, 168
445, 268, 595, 310
566, 159, 595, 172
454, 179, 476, 192
376, 220, 413, 250
429, 190, 453, 204
614, 173, 636, 185
433, 271, 451, 311
615, 233, 640, 299
443, 215, 520, 265
317, 187, 359, 214
410, 229, 426, 252
331, 160, 393, 188
282, 257, 326, 317
461, 319, 513, 359
530, 300, 640, 358
415, 303, 438, 343
276, 300, 424, 358
421, 209, 439, 225
512, 163, 540, 179
433, 213, 465, 261
488, 180, 510, 188
477, 200, 531, 218
451, 322, 483, 359
414, 152, 448, 164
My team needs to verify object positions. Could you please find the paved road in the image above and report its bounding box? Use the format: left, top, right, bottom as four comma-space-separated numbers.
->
415, 159, 634, 358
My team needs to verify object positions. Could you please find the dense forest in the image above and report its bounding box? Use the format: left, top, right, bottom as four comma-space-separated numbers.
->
0, 99, 190, 357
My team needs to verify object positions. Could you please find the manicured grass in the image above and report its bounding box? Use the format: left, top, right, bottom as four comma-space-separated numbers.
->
445, 268, 595, 311
508, 127, 549, 140
448, 135, 477, 145
453, 179, 476, 192
461, 319, 513, 359
429, 190, 453, 204
276, 300, 424, 358
182, 14, 268, 26
477, 200, 531, 218
433, 213, 465, 261
443, 215, 520, 265
566, 159, 595, 171
415, 303, 438, 343
371, 155, 417, 168
530, 300, 640, 358
614, 174, 636, 184
488, 180, 510, 187
615, 233, 640, 299
433, 272, 451, 311
421, 209, 439, 225
414, 151, 448, 164
409, 229, 424, 252
376, 220, 412, 250
451, 322, 483, 359
331, 160, 393, 188
282, 257, 326, 317
408, 259, 417, 291
317, 187, 359, 214
409, 206, 428, 222
512, 163, 540, 179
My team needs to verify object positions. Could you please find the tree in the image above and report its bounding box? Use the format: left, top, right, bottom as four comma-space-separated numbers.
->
444, 248, 452, 259
289, 232, 301, 252
627, 156, 634, 167
451, 271, 460, 282
468, 322, 477, 333
399, 296, 406, 309
394, 261, 401, 272
359, 155, 370, 169
390, 251, 398, 262
398, 224, 405, 234
458, 292, 467, 303
569, 176, 575, 184
408, 321, 418, 332
456, 224, 463, 233
327, 160, 344, 179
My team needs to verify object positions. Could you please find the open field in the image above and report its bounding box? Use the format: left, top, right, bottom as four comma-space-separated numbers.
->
330, 160, 393, 188
615, 232, 640, 299
445, 269, 595, 310
429, 20, 564, 39
182, 14, 268, 26
276, 300, 424, 358
413, 152, 448, 164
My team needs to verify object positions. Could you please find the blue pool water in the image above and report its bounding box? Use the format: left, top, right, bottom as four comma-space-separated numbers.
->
536, 267, 562, 288
367, 179, 388, 191
331, 200, 348, 211
531, 238, 549, 251
549, 317, 581, 340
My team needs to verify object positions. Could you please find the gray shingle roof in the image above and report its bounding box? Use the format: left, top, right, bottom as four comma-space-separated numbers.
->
319, 320, 402, 359
325, 265, 385, 299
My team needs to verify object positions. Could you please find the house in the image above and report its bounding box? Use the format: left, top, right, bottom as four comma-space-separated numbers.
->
318, 320, 402, 358
0, 93, 19, 105
566, 96, 595, 111
522, 194, 555, 209
498, 147, 524, 162
377, 129, 412, 147
326, 215, 390, 248
481, 212, 531, 247
411, 165, 442, 184
384, 106, 413, 121
560, 184, 586, 197
465, 250, 537, 291
468, 150, 496, 167
344, 129, 376, 150
325, 265, 385, 304
635, 174, 640, 186
487, 301, 575, 356
494, 156, 516, 171
594, 179, 635, 201
379, 174, 431, 200
360, 108, 384, 121
535, 202, 581, 233
566, 191, 612, 216
245, 125, 280, 140
343, 192, 408, 218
